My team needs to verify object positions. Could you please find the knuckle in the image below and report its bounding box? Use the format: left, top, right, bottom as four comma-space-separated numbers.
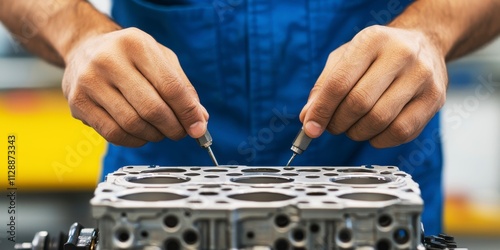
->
160, 75, 183, 95
176, 102, 200, 124
137, 102, 167, 124
325, 71, 352, 97
67, 92, 88, 118
101, 125, 131, 146
121, 115, 146, 134
395, 46, 415, 62
310, 102, 333, 121
388, 119, 414, 143
345, 128, 363, 141
344, 89, 373, 116
366, 108, 392, 130
425, 83, 446, 110
92, 52, 116, 69
118, 28, 151, 53
369, 139, 386, 149
149, 134, 165, 142
357, 25, 387, 43
416, 63, 433, 80
326, 121, 342, 135
124, 27, 143, 36
168, 128, 187, 141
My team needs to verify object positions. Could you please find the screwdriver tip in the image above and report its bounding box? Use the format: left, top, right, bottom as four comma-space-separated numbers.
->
207, 146, 219, 166
286, 153, 297, 166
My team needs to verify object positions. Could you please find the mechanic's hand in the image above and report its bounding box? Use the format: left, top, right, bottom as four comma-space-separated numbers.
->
300, 25, 447, 148
62, 28, 209, 147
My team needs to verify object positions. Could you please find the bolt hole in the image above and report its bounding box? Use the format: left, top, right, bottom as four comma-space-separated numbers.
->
200, 191, 218, 196
115, 229, 130, 242
292, 229, 305, 242
306, 175, 320, 179
338, 228, 352, 243
164, 238, 180, 250
306, 192, 326, 196
141, 231, 149, 238
378, 214, 392, 227
246, 231, 255, 239
376, 239, 391, 250
310, 224, 320, 233
274, 238, 289, 250
183, 229, 198, 245
164, 215, 179, 228
393, 228, 409, 244
121, 212, 127, 217
275, 214, 290, 228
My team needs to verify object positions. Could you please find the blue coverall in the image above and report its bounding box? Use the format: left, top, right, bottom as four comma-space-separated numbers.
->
106, 0, 443, 235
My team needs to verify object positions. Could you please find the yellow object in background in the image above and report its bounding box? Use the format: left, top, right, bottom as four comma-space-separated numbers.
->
0, 88, 105, 191
1, 88, 499, 235
444, 194, 500, 236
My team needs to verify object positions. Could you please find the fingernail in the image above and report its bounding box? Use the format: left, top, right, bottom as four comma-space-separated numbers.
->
189, 121, 206, 138
305, 121, 323, 138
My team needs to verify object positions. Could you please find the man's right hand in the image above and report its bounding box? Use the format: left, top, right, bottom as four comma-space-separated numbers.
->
62, 28, 209, 147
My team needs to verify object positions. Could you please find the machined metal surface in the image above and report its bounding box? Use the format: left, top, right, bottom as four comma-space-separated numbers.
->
91, 165, 424, 250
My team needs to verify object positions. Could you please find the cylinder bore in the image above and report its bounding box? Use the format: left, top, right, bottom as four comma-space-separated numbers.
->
140, 168, 186, 173
337, 168, 376, 173
338, 192, 397, 202
119, 192, 187, 202
126, 176, 189, 184
331, 175, 391, 185
241, 168, 280, 173
230, 176, 293, 184
228, 192, 295, 202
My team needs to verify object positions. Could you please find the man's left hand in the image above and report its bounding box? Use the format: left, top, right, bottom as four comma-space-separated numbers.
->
300, 25, 447, 148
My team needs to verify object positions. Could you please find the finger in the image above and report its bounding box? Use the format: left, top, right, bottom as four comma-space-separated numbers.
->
345, 73, 423, 141
98, 63, 187, 140
159, 46, 209, 120
88, 83, 165, 142
327, 53, 405, 134
302, 39, 380, 138
299, 44, 348, 123
368, 94, 439, 148
70, 98, 147, 147
133, 40, 207, 138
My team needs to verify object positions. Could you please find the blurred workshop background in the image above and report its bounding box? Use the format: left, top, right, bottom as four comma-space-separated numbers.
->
0, 1, 499, 249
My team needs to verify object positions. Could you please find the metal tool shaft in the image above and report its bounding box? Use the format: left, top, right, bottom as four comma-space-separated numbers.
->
286, 127, 312, 166
196, 130, 219, 166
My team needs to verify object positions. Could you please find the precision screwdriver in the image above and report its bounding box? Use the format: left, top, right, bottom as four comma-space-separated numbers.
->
196, 130, 219, 166
286, 127, 313, 166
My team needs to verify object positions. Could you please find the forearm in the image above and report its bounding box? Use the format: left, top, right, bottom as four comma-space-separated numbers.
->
0, 0, 120, 67
390, 0, 500, 61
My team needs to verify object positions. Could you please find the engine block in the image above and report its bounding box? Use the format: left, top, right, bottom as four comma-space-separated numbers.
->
91, 165, 423, 250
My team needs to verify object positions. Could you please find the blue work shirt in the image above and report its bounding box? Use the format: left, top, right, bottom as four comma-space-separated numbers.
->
107, 0, 443, 235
